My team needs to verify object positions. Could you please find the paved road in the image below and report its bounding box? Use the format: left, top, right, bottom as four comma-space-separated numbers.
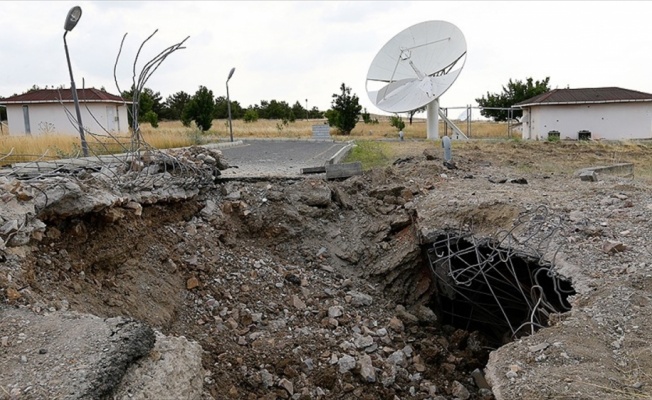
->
217, 139, 351, 178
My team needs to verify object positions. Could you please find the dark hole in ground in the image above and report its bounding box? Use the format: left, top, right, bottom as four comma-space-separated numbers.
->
424, 233, 576, 348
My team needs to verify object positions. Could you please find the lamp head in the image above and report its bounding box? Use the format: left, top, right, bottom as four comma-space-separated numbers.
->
227, 67, 236, 81
64, 6, 82, 32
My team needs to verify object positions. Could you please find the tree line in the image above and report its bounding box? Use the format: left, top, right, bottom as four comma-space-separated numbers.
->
120, 86, 325, 131
3, 76, 552, 135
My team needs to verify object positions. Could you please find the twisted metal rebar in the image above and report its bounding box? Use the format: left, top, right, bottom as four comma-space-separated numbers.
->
426, 205, 573, 342
0, 30, 225, 249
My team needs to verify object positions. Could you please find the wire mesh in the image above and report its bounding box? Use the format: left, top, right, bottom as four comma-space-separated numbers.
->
426, 205, 574, 343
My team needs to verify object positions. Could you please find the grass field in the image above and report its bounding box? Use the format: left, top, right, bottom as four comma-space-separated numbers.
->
344, 137, 652, 181
0, 117, 510, 163
3, 118, 652, 182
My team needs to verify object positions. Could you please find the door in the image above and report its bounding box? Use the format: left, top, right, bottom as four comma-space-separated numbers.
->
106, 105, 116, 132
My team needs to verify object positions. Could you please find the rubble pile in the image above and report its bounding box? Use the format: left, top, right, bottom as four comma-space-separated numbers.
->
2, 143, 652, 399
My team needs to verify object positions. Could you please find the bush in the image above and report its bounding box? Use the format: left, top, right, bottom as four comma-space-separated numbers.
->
143, 111, 159, 128
390, 115, 405, 131
243, 109, 259, 123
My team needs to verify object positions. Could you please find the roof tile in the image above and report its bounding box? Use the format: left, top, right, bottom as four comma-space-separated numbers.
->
0, 88, 127, 104
515, 87, 652, 107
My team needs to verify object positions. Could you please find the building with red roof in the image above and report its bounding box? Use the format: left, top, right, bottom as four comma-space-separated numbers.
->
0, 88, 130, 136
513, 87, 652, 140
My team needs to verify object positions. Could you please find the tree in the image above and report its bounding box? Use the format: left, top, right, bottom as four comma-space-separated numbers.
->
307, 106, 324, 119
476, 77, 551, 121
214, 96, 244, 119
291, 101, 306, 120
266, 100, 293, 120
243, 108, 259, 123
408, 106, 427, 125
121, 86, 163, 126
142, 110, 159, 128
361, 108, 372, 124
183, 86, 215, 131
161, 91, 191, 120
390, 115, 405, 131
327, 83, 362, 135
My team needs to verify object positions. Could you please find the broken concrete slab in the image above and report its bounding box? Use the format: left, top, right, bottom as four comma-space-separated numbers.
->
300, 166, 326, 174
576, 162, 634, 178
579, 170, 598, 182
325, 162, 363, 180
112, 331, 207, 400
0, 307, 155, 399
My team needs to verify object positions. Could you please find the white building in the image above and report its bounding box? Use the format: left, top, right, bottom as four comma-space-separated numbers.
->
0, 88, 130, 136
514, 87, 652, 140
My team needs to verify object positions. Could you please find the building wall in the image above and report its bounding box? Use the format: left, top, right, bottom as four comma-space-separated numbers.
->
6, 102, 129, 136
521, 102, 652, 140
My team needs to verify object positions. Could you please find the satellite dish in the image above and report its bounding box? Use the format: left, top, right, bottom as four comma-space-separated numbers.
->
366, 20, 467, 138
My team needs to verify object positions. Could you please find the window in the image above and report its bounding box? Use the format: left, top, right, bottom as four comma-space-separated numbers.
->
22, 105, 31, 135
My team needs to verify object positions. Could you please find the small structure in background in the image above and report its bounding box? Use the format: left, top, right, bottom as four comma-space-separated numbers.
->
312, 124, 331, 140
515, 87, 652, 140
0, 88, 129, 136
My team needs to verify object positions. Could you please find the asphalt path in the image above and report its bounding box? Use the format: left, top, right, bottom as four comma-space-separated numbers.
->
218, 139, 351, 178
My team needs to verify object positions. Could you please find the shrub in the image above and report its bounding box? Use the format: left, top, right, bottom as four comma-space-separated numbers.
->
143, 111, 159, 128
390, 115, 406, 131
243, 109, 259, 123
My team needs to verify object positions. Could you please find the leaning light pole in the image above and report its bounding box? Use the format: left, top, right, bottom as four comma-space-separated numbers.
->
226, 67, 235, 142
63, 5, 89, 157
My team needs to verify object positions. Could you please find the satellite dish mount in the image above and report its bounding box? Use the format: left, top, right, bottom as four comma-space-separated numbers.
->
366, 20, 467, 139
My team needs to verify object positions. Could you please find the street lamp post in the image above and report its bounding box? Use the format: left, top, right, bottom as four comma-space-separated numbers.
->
63, 5, 89, 157
226, 67, 235, 142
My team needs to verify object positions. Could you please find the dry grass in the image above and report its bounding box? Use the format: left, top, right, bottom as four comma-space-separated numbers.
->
4, 119, 652, 182
172, 117, 514, 141
358, 137, 652, 181
0, 130, 199, 164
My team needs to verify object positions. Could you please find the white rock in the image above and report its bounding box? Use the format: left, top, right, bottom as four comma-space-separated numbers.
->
358, 354, 376, 383
338, 354, 356, 373
346, 291, 373, 307
328, 306, 344, 318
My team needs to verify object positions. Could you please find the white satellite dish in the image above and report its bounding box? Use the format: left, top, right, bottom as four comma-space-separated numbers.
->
366, 20, 467, 139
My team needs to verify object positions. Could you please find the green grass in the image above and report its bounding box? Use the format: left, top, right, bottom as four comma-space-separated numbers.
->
344, 140, 393, 170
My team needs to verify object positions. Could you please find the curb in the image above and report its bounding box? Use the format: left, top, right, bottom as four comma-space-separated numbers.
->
327, 141, 354, 165
575, 163, 634, 177
201, 141, 245, 149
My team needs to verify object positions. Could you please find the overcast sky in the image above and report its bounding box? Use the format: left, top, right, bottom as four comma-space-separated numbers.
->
3, 1, 652, 116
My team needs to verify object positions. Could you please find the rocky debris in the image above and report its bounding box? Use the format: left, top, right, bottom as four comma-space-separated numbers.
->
2, 143, 652, 399
602, 240, 627, 254
423, 148, 438, 160
0, 146, 227, 250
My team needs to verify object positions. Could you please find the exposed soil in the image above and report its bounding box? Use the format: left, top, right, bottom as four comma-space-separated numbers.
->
3, 140, 652, 399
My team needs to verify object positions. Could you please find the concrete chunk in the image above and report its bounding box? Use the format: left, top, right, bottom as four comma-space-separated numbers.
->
579, 170, 598, 182
325, 162, 363, 180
